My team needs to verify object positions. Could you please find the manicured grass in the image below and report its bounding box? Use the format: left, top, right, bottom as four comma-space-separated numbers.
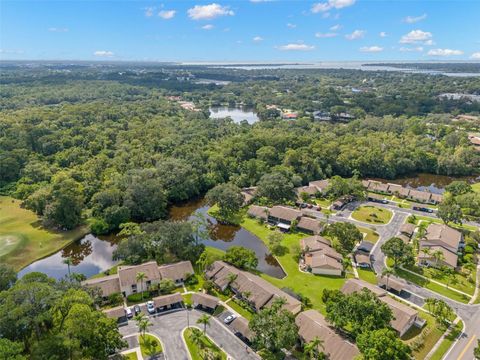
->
0, 196, 89, 270
405, 264, 476, 296
90, 262, 123, 279
123, 351, 139, 360
351, 205, 393, 225
429, 321, 463, 360
183, 328, 227, 360
471, 182, 480, 194
392, 266, 470, 303
241, 217, 347, 315
183, 293, 193, 306
357, 268, 377, 285
414, 215, 478, 232
315, 198, 332, 208
403, 309, 446, 360
357, 226, 380, 243
139, 334, 163, 357
227, 298, 254, 320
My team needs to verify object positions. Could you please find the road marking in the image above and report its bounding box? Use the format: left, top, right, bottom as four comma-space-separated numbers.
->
457, 335, 476, 360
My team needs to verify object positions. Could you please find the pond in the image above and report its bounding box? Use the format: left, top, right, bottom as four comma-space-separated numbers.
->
19, 198, 285, 280
372, 173, 480, 194
18, 234, 120, 280
209, 106, 259, 124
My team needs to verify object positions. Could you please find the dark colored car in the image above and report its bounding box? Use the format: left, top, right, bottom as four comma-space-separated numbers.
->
134, 305, 141, 316
413, 206, 433, 213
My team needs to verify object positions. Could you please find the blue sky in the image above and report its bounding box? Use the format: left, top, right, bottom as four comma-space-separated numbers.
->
1, 0, 479, 62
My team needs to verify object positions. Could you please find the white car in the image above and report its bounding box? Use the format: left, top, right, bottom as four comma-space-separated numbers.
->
146, 301, 156, 314
224, 314, 237, 324
125, 307, 133, 319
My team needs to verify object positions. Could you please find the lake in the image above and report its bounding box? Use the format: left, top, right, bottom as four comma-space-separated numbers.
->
209, 106, 259, 124
19, 198, 285, 280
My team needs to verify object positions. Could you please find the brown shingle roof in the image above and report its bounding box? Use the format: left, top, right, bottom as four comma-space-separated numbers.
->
341, 279, 386, 297
409, 189, 432, 202
158, 261, 194, 282
296, 185, 319, 196
102, 305, 126, 319
430, 193, 443, 203
397, 234, 411, 244
269, 206, 301, 222
247, 205, 269, 220
380, 296, 417, 334
399, 223, 416, 237
152, 293, 183, 308
354, 252, 371, 265
301, 235, 332, 252
118, 261, 161, 288
368, 181, 390, 193
424, 223, 462, 250
192, 293, 219, 309
377, 275, 406, 293
387, 183, 403, 194
296, 310, 359, 360
419, 245, 458, 268
297, 217, 323, 234
309, 180, 330, 192
82, 274, 121, 296
230, 317, 254, 341
305, 253, 342, 270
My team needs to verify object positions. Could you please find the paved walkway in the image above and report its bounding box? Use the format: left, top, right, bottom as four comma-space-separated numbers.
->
120, 309, 259, 360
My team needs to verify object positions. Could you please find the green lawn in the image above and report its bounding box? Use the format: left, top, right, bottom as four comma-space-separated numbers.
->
183, 328, 227, 360
357, 226, 380, 243
139, 334, 163, 358
405, 264, 476, 296
315, 198, 333, 208
183, 293, 193, 306
472, 182, 480, 193
90, 262, 123, 279
414, 215, 478, 232
227, 298, 254, 320
390, 264, 470, 303
351, 205, 393, 225
0, 196, 89, 271
123, 351, 139, 360
241, 217, 346, 315
357, 268, 377, 284
429, 321, 463, 360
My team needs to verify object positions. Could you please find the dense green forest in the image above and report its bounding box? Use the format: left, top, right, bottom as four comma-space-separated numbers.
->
1, 63, 479, 231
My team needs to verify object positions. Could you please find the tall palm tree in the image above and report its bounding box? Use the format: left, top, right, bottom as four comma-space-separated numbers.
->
382, 268, 395, 291
197, 314, 211, 334
432, 250, 445, 268
63, 257, 73, 277
190, 328, 203, 348
304, 336, 325, 360
136, 271, 147, 300
420, 247, 431, 263
135, 314, 152, 339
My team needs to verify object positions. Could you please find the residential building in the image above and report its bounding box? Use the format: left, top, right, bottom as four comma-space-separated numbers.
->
297, 216, 323, 235
296, 310, 359, 360
102, 306, 128, 324
205, 261, 302, 314
300, 236, 343, 276
296, 185, 319, 199
313, 111, 332, 121
268, 206, 302, 231
377, 275, 406, 294
192, 293, 219, 311
152, 293, 184, 311
241, 187, 257, 204
82, 260, 194, 298
247, 205, 269, 221
399, 223, 416, 238
309, 179, 330, 194
230, 317, 254, 344
419, 223, 463, 268
340, 279, 421, 336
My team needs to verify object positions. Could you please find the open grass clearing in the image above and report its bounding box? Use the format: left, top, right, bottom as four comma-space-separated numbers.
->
429, 321, 463, 360
139, 333, 163, 358
0, 196, 89, 270
356, 226, 380, 243
413, 215, 478, 232
471, 182, 480, 193
227, 298, 254, 320
241, 217, 347, 315
123, 351, 139, 360
183, 328, 227, 360
351, 205, 393, 225
357, 268, 377, 285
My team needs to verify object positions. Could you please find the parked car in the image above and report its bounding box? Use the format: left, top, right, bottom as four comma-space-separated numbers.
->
134, 305, 141, 316
224, 314, 237, 324
307, 204, 313, 209
146, 301, 156, 314
125, 307, 133, 319
413, 206, 433, 213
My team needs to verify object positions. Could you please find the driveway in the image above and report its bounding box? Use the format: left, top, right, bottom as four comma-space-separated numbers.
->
120, 309, 259, 360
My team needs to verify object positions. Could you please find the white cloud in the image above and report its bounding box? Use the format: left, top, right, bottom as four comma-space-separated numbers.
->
312, 0, 355, 13
187, 3, 234, 20
48, 27, 69, 32
403, 13, 427, 24
277, 43, 315, 51
345, 29, 365, 40
424, 39, 435, 46
379, 31, 387, 38
400, 29, 432, 44
145, 7, 154, 17
399, 46, 424, 52
253, 36, 264, 42
360, 45, 383, 53
471, 52, 480, 59
0, 49, 24, 54
428, 48, 464, 56
94, 50, 114, 57
287, 23, 297, 29
159, 10, 176, 19
202, 24, 214, 30
330, 24, 342, 31
315, 32, 338, 38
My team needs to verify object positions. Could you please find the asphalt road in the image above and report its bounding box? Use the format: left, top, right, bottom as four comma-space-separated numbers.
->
120, 309, 259, 360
